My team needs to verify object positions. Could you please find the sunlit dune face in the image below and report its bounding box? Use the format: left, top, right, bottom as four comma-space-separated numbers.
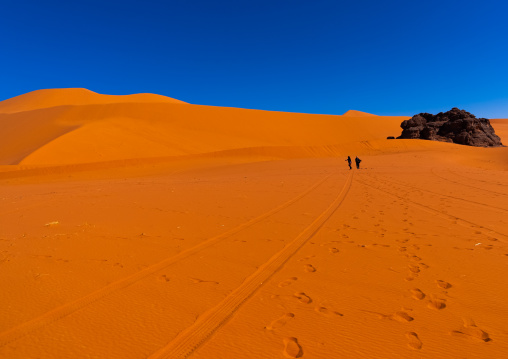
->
0, 89, 507, 359
0, 88, 187, 114
0, 89, 408, 165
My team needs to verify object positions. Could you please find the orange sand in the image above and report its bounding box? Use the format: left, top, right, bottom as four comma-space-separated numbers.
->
0, 89, 507, 358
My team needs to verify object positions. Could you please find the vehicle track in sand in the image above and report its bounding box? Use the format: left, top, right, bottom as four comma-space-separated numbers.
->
364, 172, 508, 213
446, 167, 507, 187
147, 171, 353, 359
0, 173, 335, 348
357, 176, 508, 242
430, 168, 508, 197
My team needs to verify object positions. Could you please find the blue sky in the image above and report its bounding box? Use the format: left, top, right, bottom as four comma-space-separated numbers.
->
1, 0, 508, 117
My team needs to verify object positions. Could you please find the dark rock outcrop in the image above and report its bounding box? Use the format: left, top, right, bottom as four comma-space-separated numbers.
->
397, 108, 503, 147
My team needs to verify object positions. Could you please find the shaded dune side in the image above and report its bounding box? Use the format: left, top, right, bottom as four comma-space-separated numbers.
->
1, 101, 407, 165
0, 88, 187, 114
0, 107, 80, 165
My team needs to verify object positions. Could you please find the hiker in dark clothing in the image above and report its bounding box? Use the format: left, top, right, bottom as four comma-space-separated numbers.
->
355, 156, 361, 169
345, 156, 352, 170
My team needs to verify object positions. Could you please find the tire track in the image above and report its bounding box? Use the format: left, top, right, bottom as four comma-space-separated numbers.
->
447, 167, 507, 187
431, 168, 508, 197
364, 172, 508, 213
357, 177, 508, 241
147, 172, 354, 359
0, 173, 334, 347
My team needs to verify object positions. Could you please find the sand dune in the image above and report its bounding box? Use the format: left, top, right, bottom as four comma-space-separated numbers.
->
0, 89, 507, 358
490, 118, 508, 143
342, 109, 378, 117
0, 88, 187, 114
0, 89, 407, 165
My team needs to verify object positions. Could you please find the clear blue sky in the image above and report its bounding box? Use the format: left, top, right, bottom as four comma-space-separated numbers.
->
1, 0, 508, 117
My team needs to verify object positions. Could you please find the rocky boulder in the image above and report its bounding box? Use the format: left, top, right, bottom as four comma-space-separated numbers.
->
397, 108, 503, 147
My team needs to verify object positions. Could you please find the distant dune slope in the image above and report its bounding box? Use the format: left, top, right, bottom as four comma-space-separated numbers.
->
342, 110, 378, 117
0, 89, 408, 165
0, 88, 187, 114
490, 119, 508, 143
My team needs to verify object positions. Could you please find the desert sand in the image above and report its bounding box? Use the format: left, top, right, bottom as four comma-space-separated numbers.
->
0, 89, 507, 358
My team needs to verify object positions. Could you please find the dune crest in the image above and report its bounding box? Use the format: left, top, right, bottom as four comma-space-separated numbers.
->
1, 89, 508, 359
0, 88, 187, 114
0, 90, 408, 165
342, 110, 378, 117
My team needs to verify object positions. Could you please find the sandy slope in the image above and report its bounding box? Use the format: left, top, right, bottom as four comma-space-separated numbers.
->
0, 89, 407, 165
0, 89, 507, 358
0, 88, 187, 114
490, 119, 508, 143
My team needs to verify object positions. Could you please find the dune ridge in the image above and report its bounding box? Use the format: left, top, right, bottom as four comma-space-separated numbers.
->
342, 110, 378, 117
0, 88, 507, 172
0, 89, 507, 359
0, 89, 408, 165
0, 88, 187, 114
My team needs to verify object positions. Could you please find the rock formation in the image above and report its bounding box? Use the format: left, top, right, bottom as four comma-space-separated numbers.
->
397, 108, 503, 147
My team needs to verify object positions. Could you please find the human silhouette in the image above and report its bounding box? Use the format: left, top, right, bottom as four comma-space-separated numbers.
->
355, 156, 361, 169
345, 156, 352, 170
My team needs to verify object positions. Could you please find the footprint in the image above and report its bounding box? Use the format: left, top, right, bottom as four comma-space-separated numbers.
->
304, 264, 316, 272
315, 306, 343, 317
191, 278, 219, 284
266, 313, 295, 330
392, 311, 414, 322
158, 275, 170, 282
283, 337, 303, 358
278, 277, 298, 288
408, 264, 420, 273
406, 332, 423, 350
462, 317, 476, 327
329, 248, 339, 253
451, 319, 490, 342
293, 292, 312, 304
452, 327, 490, 342
428, 298, 446, 310
298, 255, 315, 262
363, 309, 412, 322
410, 288, 426, 300
436, 280, 452, 289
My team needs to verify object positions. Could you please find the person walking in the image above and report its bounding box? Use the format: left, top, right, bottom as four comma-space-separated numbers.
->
355, 156, 362, 169
345, 156, 352, 170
